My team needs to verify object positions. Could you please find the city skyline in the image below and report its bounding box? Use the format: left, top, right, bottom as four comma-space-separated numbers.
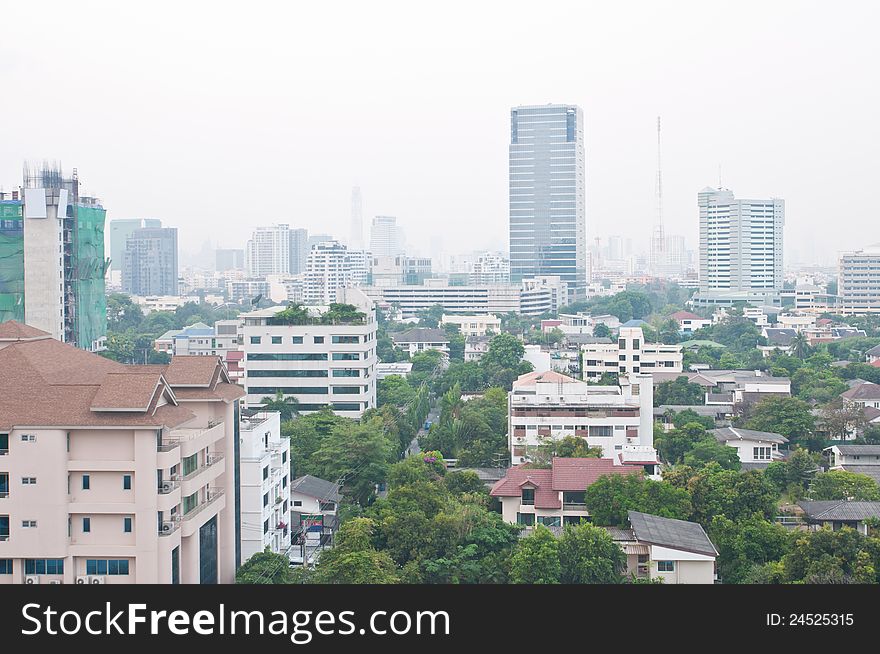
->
0, 1, 876, 267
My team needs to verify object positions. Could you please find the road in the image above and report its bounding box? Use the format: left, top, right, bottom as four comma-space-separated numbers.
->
407, 406, 440, 456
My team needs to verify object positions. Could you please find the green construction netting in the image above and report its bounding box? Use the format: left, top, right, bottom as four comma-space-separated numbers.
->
0, 201, 24, 324
73, 204, 108, 349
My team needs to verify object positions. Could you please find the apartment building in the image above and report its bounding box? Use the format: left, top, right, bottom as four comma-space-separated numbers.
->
239, 410, 291, 562
0, 320, 244, 584
440, 314, 500, 337
390, 328, 450, 357
303, 240, 370, 306
171, 320, 240, 358
508, 370, 659, 473
240, 288, 377, 418
580, 327, 683, 380
838, 246, 880, 315
824, 444, 880, 487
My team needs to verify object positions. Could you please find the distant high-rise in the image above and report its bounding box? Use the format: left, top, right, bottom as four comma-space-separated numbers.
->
0, 163, 108, 351
694, 187, 784, 306
289, 227, 309, 275
246, 224, 292, 277
839, 246, 880, 314
350, 186, 364, 250
470, 252, 510, 286
369, 216, 405, 257
215, 248, 245, 271
123, 226, 179, 296
304, 240, 370, 305
108, 218, 161, 273
509, 104, 586, 300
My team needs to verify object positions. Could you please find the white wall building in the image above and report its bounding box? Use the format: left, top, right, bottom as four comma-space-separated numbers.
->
246, 224, 292, 278
839, 245, 880, 315
239, 411, 291, 562
581, 327, 682, 380
240, 288, 377, 418
508, 370, 659, 473
693, 187, 785, 307
440, 314, 500, 337
369, 216, 405, 257
711, 427, 788, 467
303, 241, 370, 306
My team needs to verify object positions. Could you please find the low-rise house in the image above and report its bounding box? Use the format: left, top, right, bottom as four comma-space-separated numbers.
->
824, 444, 880, 486
390, 328, 450, 357
490, 458, 643, 528
652, 369, 791, 408
376, 362, 413, 380
440, 314, 500, 337
759, 327, 797, 356
609, 511, 718, 584
712, 427, 788, 468
841, 382, 880, 410
669, 310, 712, 334
289, 475, 340, 564
866, 344, 880, 364
465, 335, 492, 362
154, 329, 182, 354
798, 500, 880, 536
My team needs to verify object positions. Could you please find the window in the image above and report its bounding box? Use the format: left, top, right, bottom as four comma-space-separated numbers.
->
332, 386, 361, 394
248, 353, 328, 361
753, 447, 772, 461
332, 403, 361, 411
22, 520, 36, 528
263, 519, 269, 534
0, 515, 7, 540
248, 369, 327, 377
25, 559, 64, 575
124, 517, 132, 533
82, 474, 90, 490
86, 559, 130, 576
247, 386, 328, 395
262, 466, 269, 480
293, 500, 302, 507
171, 546, 180, 585
516, 512, 535, 526
618, 338, 626, 348
282, 475, 288, 488
263, 493, 269, 507
0, 559, 11, 574
183, 492, 198, 515
537, 516, 561, 527
332, 336, 359, 344
657, 560, 675, 573
0, 474, 6, 498
292, 336, 303, 344
521, 488, 535, 505
82, 517, 90, 533
0, 433, 7, 454
313, 336, 324, 344
633, 339, 640, 349
182, 453, 199, 477
332, 369, 359, 377
268, 336, 281, 344
249, 336, 262, 345
563, 491, 585, 506
123, 474, 132, 490
589, 425, 613, 438
21, 477, 36, 485
332, 352, 359, 361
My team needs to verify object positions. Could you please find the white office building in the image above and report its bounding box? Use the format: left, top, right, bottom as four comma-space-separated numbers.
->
240, 288, 377, 418
303, 241, 370, 305
692, 187, 784, 307
839, 245, 880, 315
369, 216, 405, 257
581, 327, 683, 380
239, 410, 292, 562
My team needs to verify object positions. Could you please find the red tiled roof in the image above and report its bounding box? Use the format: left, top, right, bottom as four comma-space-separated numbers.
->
870, 360, 880, 368
842, 382, 880, 401
163, 355, 223, 387
0, 320, 52, 340
513, 370, 580, 388
90, 372, 168, 411
490, 458, 642, 508
669, 310, 704, 321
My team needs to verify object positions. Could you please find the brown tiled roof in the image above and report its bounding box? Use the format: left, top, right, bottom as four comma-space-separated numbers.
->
841, 382, 880, 401
513, 370, 580, 388
90, 372, 168, 411
163, 355, 223, 387
0, 320, 52, 341
490, 458, 642, 508
173, 383, 245, 402
0, 324, 243, 430
669, 310, 703, 321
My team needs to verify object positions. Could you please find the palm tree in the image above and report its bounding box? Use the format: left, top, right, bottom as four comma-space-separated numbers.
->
260, 390, 300, 421
790, 332, 811, 359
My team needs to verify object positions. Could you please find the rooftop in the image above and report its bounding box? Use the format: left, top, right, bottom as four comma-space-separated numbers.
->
798, 500, 880, 522
841, 382, 880, 402
390, 328, 449, 344
290, 474, 341, 503
628, 511, 718, 556
712, 426, 788, 445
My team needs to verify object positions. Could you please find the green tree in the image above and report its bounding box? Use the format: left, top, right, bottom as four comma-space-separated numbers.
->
654, 376, 705, 406
583, 474, 692, 526
259, 390, 300, 421
809, 470, 880, 501
687, 465, 778, 527
683, 439, 742, 471
310, 518, 400, 584
235, 550, 295, 584
558, 522, 626, 584
708, 514, 792, 584
377, 375, 417, 408
592, 323, 611, 339
782, 526, 880, 584
443, 470, 487, 496
744, 396, 818, 450
416, 304, 445, 328
790, 332, 811, 359
509, 525, 560, 584
655, 422, 711, 465
525, 435, 603, 467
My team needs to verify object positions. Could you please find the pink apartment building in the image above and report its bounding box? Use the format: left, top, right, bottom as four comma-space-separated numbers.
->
0, 321, 245, 584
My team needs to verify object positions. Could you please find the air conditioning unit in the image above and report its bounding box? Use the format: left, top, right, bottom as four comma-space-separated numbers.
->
161, 522, 174, 534
24, 575, 39, 585
160, 481, 174, 493
48, 580, 62, 585
76, 576, 90, 585
90, 576, 105, 585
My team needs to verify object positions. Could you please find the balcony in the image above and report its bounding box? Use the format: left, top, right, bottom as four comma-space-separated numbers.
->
171, 421, 226, 458
182, 488, 225, 523
180, 453, 225, 497
563, 503, 587, 511
159, 516, 181, 537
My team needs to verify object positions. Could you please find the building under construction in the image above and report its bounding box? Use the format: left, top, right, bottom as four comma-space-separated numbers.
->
0, 162, 109, 350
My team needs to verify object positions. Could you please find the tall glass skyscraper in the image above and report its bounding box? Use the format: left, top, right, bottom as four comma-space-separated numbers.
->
509, 104, 586, 299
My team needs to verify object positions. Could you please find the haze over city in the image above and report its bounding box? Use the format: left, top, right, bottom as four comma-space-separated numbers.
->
1, 0, 877, 265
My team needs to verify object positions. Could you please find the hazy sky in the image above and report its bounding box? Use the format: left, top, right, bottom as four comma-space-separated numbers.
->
1, 1, 878, 267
